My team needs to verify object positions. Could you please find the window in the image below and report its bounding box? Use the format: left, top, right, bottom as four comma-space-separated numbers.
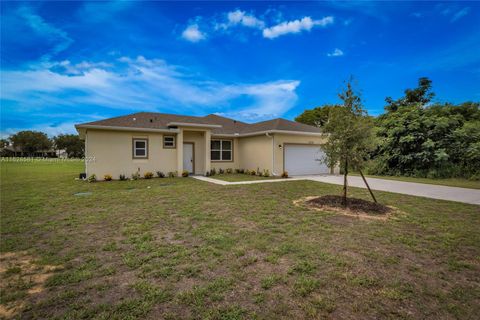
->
163, 135, 176, 148
133, 138, 148, 158
211, 139, 232, 161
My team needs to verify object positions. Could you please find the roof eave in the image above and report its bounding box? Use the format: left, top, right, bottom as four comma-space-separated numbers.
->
75, 124, 180, 134
212, 130, 324, 138
166, 122, 222, 128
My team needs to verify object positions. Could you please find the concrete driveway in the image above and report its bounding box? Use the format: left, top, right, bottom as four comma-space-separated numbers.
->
301, 175, 480, 205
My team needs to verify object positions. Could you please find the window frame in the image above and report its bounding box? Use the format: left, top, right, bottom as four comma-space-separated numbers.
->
163, 135, 176, 149
211, 139, 233, 162
132, 138, 148, 159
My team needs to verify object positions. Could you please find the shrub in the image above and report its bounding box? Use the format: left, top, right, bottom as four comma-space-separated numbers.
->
119, 174, 127, 181
226, 168, 233, 174
256, 168, 261, 176
87, 174, 97, 183
168, 171, 176, 178
235, 169, 241, 174
210, 168, 216, 176
469, 174, 480, 181
205, 171, 211, 177
250, 170, 257, 176
281, 171, 289, 178
182, 170, 189, 177
144, 172, 154, 179
104, 174, 112, 181
263, 169, 270, 177
219, 168, 225, 174
239, 169, 245, 174
156, 171, 165, 178
131, 172, 140, 180
245, 169, 251, 175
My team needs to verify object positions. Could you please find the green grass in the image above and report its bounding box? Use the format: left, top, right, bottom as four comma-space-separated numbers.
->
351, 173, 480, 189
1, 160, 479, 319
210, 173, 282, 182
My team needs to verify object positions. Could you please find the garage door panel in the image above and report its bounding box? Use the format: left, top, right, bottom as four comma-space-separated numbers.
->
285, 144, 329, 175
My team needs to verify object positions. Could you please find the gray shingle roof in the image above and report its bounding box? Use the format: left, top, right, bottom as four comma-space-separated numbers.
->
76, 112, 322, 135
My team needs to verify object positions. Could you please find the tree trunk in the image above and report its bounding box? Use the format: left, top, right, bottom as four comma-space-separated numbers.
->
342, 158, 348, 207
359, 170, 377, 203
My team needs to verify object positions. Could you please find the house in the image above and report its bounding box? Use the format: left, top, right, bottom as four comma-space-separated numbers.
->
75, 112, 336, 180
0, 145, 61, 158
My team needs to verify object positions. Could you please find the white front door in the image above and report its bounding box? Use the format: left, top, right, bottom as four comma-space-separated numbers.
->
183, 143, 194, 174
284, 144, 330, 175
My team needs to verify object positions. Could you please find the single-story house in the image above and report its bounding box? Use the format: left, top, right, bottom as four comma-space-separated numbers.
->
75, 112, 336, 180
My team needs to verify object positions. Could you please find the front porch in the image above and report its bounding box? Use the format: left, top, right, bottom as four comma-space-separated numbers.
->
177, 129, 212, 176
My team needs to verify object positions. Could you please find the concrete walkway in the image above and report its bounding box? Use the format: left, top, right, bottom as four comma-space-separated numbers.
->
192, 175, 480, 205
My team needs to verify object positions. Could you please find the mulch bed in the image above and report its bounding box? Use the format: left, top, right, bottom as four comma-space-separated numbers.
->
306, 195, 392, 216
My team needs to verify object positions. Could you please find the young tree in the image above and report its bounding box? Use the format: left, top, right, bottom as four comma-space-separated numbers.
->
322, 78, 376, 205
53, 134, 84, 158
9, 131, 52, 156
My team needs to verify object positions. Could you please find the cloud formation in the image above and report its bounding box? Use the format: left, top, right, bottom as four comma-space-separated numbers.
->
327, 48, 344, 57
263, 16, 334, 39
184, 10, 334, 41
12, 6, 73, 60
223, 10, 265, 29
451, 7, 470, 22
1, 56, 301, 128
182, 24, 206, 42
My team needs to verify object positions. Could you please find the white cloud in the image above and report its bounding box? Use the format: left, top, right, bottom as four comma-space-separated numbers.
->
1, 56, 301, 122
227, 10, 265, 29
327, 48, 344, 57
262, 16, 334, 39
16, 6, 73, 59
181, 24, 206, 42
451, 7, 470, 22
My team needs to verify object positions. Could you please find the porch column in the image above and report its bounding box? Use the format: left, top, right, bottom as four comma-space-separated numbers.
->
176, 129, 183, 176
205, 130, 211, 175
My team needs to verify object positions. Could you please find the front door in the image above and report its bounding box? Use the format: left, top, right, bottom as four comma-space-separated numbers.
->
183, 143, 194, 174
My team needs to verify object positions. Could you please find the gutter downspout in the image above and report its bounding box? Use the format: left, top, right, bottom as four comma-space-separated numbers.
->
265, 132, 276, 176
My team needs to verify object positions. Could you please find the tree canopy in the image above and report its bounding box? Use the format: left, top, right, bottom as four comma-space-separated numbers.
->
296, 77, 480, 180
54, 134, 84, 158
9, 131, 52, 155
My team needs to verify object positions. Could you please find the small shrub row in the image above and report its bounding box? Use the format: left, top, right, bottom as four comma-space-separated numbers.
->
205, 168, 289, 178
87, 170, 187, 182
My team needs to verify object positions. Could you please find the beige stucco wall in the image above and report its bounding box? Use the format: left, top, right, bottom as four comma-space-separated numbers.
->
85, 129, 177, 180
272, 133, 330, 175
183, 131, 206, 175
210, 137, 240, 171
237, 135, 273, 173
84, 128, 333, 179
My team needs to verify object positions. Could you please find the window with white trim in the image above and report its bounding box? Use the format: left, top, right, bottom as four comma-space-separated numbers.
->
133, 138, 148, 158
211, 139, 232, 161
163, 135, 176, 148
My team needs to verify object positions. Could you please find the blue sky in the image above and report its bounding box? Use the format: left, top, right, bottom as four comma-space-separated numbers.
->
1, 1, 479, 136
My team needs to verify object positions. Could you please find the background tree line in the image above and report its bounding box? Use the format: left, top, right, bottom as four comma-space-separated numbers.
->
296, 77, 480, 180
1, 132, 84, 158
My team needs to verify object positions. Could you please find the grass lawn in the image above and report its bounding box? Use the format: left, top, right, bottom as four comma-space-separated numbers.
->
351, 173, 480, 190
210, 173, 282, 182
1, 161, 479, 319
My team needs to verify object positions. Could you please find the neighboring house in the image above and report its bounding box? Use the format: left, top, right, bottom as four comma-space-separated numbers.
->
75, 112, 336, 179
0, 145, 59, 158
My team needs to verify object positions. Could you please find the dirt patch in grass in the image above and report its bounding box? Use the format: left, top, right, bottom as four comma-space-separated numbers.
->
295, 195, 396, 220
0, 251, 62, 318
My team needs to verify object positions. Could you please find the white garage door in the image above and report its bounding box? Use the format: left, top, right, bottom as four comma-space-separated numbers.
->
284, 144, 330, 175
